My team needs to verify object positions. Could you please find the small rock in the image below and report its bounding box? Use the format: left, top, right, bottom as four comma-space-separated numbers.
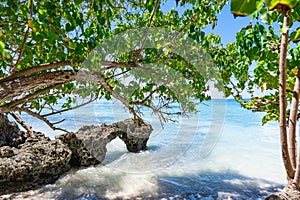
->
114, 118, 153, 152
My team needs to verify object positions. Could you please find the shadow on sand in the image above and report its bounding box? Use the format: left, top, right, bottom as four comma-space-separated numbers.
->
47, 169, 284, 200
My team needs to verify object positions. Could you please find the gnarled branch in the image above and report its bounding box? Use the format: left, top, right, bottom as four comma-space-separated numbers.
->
1, 61, 73, 82
0, 70, 77, 104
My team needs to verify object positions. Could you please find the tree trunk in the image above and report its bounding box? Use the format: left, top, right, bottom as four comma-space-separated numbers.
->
278, 6, 294, 180
288, 64, 300, 171
293, 146, 300, 188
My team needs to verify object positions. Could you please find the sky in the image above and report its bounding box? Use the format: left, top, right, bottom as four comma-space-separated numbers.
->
161, 1, 252, 45
203, 4, 252, 44
161, 1, 298, 44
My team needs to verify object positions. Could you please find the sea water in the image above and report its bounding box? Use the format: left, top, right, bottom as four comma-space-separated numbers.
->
12, 99, 286, 199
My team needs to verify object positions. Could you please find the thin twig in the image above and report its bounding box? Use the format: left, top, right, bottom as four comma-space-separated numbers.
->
175, 12, 198, 39
133, 88, 158, 104
42, 94, 99, 117
101, 61, 137, 70
108, 69, 131, 79
52, 118, 65, 125
14, 107, 69, 132
229, 80, 242, 96
139, 0, 160, 53
12, 0, 33, 72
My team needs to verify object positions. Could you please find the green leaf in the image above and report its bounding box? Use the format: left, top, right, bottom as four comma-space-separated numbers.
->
98, 16, 106, 25
280, 25, 289, 34
266, 0, 298, 10
260, 10, 279, 24
231, 0, 264, 17
66, 23, 74, 32
0, 41, 4, 56
74, 0, 83, 5
290, 29, 300, 42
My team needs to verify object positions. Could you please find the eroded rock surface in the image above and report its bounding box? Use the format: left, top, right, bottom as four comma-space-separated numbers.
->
0, 118, 153, 195
114, 118, 153, 152
0, 132, 71, 195
58, 119, 153, 166
58, 124, 122, 167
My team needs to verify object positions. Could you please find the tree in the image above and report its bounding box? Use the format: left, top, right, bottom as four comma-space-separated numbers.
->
214, 0, 300, 198
7, 0, 300, 197
0, 0, 227, 134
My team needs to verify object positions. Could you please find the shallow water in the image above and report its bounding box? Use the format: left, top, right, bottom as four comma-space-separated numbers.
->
7, 99, 287, 199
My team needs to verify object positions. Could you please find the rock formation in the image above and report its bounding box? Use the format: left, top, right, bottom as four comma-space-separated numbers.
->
0, 116, 153, 195
0, 132, 72, 195
57, 124, 123, 167
114, 118, 153, 152
57, 119, 153, 167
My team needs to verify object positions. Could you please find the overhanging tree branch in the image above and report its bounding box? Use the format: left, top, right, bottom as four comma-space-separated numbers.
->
0, 70, 77, 104
0, 61, 73, 82
2, 83, 63, 111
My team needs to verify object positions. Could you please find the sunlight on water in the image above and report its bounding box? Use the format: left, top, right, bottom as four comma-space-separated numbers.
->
13, 99, 286, 199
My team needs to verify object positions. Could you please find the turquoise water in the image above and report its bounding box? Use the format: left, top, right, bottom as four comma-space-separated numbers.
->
19, 99, 286, 199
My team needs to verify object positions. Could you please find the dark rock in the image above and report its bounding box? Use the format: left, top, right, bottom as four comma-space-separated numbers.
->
57, 124, 122, 167
0, 114, 28, 147
57, 119, 153, 165
0, 132, 72, 195
114, 118, 153, 153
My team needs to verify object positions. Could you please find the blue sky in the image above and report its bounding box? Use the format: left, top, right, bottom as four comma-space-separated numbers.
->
203, 4, 252, 44
161, 1, 252, 45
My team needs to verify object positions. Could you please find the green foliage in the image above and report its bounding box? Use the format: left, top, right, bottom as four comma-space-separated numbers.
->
290, 28, 300, 42
224, 0, 300, 124
0, 0, 229, 126
231, 0, 298, 17
231, 0, 264, 17
266, 0, 298, 10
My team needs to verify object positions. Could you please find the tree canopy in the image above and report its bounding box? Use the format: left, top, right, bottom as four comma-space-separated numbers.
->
216, 0, 300, 125
1, 0, 300, 136
0, 0, 227, 132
